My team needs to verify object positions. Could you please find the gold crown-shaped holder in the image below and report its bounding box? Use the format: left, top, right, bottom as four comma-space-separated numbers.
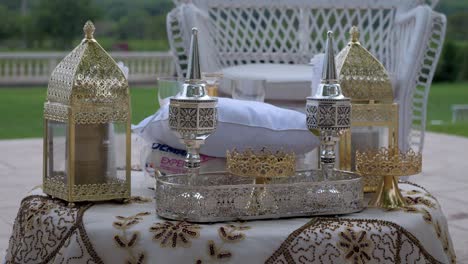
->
226, 148, 295, 181
226, 148, 296, 214
356, 148, 422, 209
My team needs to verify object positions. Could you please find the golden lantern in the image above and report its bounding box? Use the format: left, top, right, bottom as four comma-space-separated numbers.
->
335, 26, 398, 192
43, 21, 131, 204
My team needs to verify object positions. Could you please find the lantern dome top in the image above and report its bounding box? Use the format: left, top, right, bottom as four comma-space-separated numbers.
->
335, 26, 393, 103
45, 20, 129, 124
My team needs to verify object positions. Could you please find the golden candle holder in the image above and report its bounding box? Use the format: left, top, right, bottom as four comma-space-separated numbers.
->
356, 148, 422, 209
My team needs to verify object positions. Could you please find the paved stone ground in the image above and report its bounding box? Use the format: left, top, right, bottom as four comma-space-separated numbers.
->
0, 132, 467, 262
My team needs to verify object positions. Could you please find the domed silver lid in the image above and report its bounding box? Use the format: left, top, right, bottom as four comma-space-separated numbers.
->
310, 31, 348, 101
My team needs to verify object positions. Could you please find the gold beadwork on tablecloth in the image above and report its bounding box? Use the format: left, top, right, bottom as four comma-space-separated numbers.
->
5, 195, 103, 264
113, 212, 150, 264
196, 223, 251, 263
266, 218, 443, 264
266, 183, 456, 264
149, 221, 201, 248
337, 228, 373, 263
397, 188, 456, 263
218, 224, 251, 243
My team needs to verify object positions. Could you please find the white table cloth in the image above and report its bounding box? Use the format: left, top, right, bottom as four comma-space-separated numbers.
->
5, 172, 456, 264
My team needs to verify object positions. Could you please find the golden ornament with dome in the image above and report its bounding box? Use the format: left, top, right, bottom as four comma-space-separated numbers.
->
43, 20, 131, 204
335, 26, 399, 192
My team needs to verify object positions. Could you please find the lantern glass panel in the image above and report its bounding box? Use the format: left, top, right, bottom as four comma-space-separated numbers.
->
46, 120, 68, 184
73, 122, 127, 185
349, 126, 389, 170
113, 122, 128, 182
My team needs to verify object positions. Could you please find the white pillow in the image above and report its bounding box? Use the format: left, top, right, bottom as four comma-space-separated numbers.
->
132, 98, 319, 158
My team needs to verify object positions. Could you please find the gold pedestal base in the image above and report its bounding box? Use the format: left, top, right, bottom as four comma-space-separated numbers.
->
369, 176, 406, 209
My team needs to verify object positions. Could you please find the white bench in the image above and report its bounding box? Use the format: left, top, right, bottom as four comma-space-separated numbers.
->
452, 105, 468, 123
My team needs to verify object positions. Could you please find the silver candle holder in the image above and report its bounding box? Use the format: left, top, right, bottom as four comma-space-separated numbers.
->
306, 31, 351, 180
169, 28, 218, 178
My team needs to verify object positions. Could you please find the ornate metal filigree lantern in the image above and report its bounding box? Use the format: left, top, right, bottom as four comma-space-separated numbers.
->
306, 31, 351, 180
169, 28, 218, 178
43, 21, 131, 204
335, 26, 399, 192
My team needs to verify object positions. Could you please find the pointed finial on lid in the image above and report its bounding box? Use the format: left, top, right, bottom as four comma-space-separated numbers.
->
186, 28, 201, 80
350, 26, 360, 43
321, 31, 338, 84
83, 20, 95, 39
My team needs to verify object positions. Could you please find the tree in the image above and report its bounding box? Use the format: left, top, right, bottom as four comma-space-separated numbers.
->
447, 12, 468, 41
0, 5, 20, 39
434, 41, 459, 82
117, 9, 150, 39
31, 0, 101, 49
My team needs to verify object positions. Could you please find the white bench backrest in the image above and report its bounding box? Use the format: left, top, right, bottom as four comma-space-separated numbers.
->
192, 0, 420, 69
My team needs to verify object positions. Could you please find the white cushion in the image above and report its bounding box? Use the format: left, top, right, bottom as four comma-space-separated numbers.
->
133, 98, 319, 158
221, 64, 312, 101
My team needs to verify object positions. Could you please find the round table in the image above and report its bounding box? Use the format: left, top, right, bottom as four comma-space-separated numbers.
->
4, 172, 456, 264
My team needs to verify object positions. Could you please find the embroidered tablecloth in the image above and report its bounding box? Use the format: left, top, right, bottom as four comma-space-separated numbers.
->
4, 172, 456, 264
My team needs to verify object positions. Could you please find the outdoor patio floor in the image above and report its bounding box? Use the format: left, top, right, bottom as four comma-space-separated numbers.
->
1, 132, 467, 262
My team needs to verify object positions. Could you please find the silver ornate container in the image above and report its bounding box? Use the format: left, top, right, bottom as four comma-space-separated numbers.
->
307, 31, 351, 180
169, 28, 217, 176
156, 170, 363, 222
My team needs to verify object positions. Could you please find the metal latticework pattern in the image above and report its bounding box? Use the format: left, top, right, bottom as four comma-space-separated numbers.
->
46, 44, 87, 104
226, 149, 296, 178
356, 148, 422, 177
335, 26, 394, 103
156, 170, 363, 222
44, 177, 129, 202
45, 23, 130, 124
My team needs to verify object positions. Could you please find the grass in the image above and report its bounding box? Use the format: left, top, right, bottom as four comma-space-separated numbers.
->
0, 87, 158, 139
425, 82, 468, 137
0, 82, 467, 139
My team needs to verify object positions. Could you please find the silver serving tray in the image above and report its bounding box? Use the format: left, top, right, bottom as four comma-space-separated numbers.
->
155, 170, 363, 222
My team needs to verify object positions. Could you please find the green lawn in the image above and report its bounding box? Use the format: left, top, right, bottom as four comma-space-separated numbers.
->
0, 83, 467, 139
425, 82, 468, 137
0, 87, 158, 139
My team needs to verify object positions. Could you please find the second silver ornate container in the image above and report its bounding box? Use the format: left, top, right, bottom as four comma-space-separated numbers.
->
168, 28, 217, 177
156, 170, 363, 222
306, 31, 351, 180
